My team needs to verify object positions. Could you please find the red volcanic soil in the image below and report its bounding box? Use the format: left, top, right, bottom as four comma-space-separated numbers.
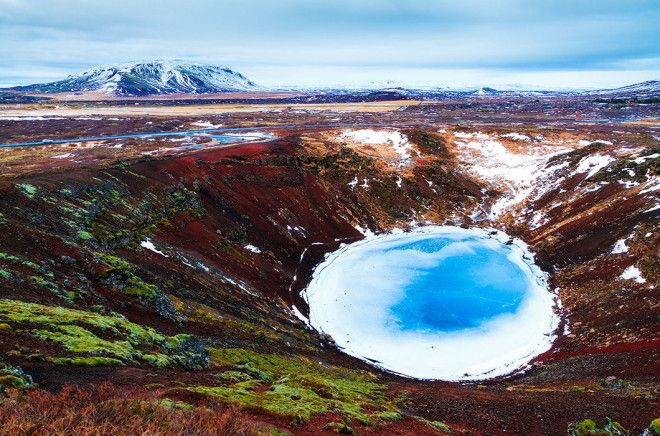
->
0, 115, 657, 435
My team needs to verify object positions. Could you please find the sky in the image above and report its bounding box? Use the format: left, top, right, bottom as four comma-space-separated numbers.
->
1, 0, 659, 90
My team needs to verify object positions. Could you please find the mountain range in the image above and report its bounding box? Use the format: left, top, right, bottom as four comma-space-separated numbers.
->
3, 61, 659, 98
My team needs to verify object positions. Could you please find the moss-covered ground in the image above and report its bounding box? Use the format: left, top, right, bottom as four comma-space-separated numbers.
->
0, 299, 209, 370
178, 347, 400, 426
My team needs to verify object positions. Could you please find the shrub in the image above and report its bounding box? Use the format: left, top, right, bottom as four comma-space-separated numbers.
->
0, 383, 262, 435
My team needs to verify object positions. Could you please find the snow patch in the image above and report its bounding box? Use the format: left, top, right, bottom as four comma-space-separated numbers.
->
191, 120, 223, 129
340, 129, 413, 167
140, 239, 169, 257
453, 131, 568, 219
575, 154, 614, 179
51, 153, 74, 159
501, 132, 532, 141
244, 244, 262, 253
621, 265, 646, 283
611, 239, 629, 254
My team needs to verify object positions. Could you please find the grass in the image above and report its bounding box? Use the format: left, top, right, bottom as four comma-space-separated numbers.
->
0, 383, 267, 435
0, 299, 209, 370
181, 347, 396, 425
415, 416, 451, 433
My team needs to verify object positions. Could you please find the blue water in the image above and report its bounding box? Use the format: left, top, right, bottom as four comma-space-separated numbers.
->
388, 236, 528, 332
0, 127, 273, 148
0, 122, 397, 148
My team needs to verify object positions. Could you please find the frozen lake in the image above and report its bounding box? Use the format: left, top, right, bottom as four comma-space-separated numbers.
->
303, 226, 559, 380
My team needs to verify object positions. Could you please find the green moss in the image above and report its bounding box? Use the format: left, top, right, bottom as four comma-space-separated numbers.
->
0, 212, 6, 225
76, 230, 94, 241
142, 353, 171, 368
189, 382, 367, 424
0, 269, 10, 280
95, 252, 161, 301
170, 295, 223, 323
60, 183, 205, 251
216, 370, 253, 382
0, 252, 40, 270
16, 183, 37, 199
184, 347, 392, 424
325, 421, 354, 434
0, 375, 27, 389
649, 418, 660, 435
123, 277, 159, 298
53, 356, 124, 367
33, 324, 138, 359
638, 254, 659, 287
0, 299, 208, 370
0, 361, 34, 391
415, 417, 451, 433
568, 417, 628, 436
155, 398, 195, 411
376, 411, 402, 421
30, 275, 59, 293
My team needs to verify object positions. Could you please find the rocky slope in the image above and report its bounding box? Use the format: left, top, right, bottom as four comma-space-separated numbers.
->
0, 102, 657, 434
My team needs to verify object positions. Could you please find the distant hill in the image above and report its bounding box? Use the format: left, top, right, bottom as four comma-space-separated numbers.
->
588, 80, 660, 99
7, 61, 258, 96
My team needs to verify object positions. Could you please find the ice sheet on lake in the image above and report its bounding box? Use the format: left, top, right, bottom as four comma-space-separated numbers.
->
303, 226, 559, 381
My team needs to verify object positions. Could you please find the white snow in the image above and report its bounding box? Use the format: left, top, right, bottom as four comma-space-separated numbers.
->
640, 179, 660, 194
191, 120, 222, 129
51, 153, 74, 159
620, 265, 646, 283
644, 203, 660, 213
578, 139, 613, 146
501, 132, 532, 141
453, 131, 568, 219
244, 244, 261, 253
303, 226, 559, 381
611, 239, 629, 254
633, 153, 659, 164
340, 129, 413, 167
575, 154, 614, 179
290, 305, 309, 325
360, 178, 369, 189
140, 239, 169, 257
354, 224, 375, 237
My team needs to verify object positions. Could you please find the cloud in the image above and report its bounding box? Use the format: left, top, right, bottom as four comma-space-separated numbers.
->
0, 0, 658, 87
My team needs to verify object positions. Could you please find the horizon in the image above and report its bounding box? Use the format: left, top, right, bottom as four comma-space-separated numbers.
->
2, 59, 658, 92
1, 0, 659, 90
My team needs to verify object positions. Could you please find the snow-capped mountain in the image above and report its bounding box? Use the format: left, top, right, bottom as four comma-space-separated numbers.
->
589, 80, 660, 99
472, 87, 499, 96
9, 61, 258, 96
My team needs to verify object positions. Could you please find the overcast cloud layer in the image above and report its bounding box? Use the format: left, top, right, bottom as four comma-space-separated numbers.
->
1, 0, 658, 89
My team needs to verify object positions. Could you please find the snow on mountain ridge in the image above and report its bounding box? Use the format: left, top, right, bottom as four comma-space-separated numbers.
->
11, 61, 258, 96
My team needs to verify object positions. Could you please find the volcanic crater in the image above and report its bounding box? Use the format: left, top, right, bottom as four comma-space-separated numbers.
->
0, 96, 657, 434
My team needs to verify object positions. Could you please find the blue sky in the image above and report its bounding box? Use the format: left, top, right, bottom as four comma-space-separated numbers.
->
1, 0, 658, 89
